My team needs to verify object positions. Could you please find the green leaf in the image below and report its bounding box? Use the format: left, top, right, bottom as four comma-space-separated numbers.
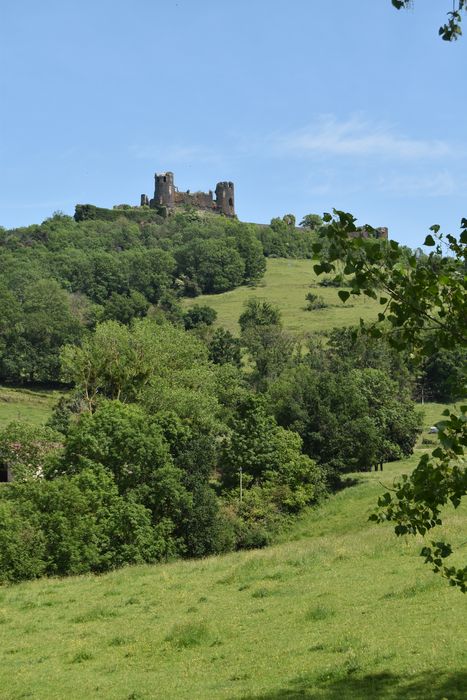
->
338, 290, 350, 303
424, 235, 436, 246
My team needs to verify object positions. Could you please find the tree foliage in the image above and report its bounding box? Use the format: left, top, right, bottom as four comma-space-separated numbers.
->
239, 298, 295, 388
313, 210, 466, 591
0, 211, 272, 384
391, 0, 467, 41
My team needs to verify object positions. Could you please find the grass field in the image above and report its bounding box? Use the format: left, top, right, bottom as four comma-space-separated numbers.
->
1, 404, 465, 700
0, 386, 62, 429
184, 258, 379, 336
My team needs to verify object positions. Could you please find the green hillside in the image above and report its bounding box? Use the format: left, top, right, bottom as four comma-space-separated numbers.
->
1, 402, 466, 700
184, 258, 379, 335
0, 387, 62, 430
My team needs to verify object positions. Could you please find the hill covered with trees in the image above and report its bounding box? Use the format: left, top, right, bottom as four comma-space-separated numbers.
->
0, 206, 463, 583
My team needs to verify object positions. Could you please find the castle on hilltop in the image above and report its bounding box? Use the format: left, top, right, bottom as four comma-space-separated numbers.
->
140, 172, 235, 217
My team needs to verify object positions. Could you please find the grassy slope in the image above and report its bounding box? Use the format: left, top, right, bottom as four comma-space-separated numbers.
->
183, 258, 379, 335
1, 404, 466, 700
0, 387, 61, 429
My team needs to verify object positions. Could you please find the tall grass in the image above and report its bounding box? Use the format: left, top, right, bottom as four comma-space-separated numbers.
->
1, 404, 465, 699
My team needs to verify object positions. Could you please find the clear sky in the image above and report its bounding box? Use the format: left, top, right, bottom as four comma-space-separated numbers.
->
1, 0, 465, 247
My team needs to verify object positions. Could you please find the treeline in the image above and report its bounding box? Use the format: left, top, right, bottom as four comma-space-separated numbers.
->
0, 299, 423, 583
0, 317, 327, 582
0, 208, 464, 582
0, 210, 318, 384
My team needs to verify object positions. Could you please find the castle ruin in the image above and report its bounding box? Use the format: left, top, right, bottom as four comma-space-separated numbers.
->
140, 172, 235, 217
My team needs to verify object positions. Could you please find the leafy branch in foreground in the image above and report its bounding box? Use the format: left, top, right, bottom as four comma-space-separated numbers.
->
391, 0, 467, 41
313, 211, 466, 591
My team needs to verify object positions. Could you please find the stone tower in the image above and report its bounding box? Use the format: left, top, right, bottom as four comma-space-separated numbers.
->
215, 181, 235, 217
153, 171, 175, 208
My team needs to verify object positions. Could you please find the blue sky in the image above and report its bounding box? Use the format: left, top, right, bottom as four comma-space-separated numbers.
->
1, 0, 465, 247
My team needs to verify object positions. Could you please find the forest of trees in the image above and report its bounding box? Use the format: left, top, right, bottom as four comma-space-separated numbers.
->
0, 205, 464, 583
0, 209, 320, 384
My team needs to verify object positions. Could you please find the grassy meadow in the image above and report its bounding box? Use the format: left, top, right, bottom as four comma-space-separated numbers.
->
183, 258, 379, 336
1, 403, 466, 700
0, 386, 62, 430
0, 263, 464, 699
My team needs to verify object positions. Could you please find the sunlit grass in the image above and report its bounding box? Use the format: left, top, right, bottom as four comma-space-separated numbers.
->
183, 258, 379, 336
1, 404, 465, 699
0, 386, 63, 429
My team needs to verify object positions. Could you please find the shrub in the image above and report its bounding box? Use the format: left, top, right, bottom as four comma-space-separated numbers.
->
0, 499, 46, 583
305, 292, 328, 310
0, 467, 162, 581
318, 274, 345, 287
183, 304, 217, 330
0, 422, 62, 482
208, 327, 241, 367
236, 522, 270, 550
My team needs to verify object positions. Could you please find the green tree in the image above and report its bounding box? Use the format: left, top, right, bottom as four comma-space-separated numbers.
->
125, 248, 175, 304
417, 348, 467, 403
0, 466, 162, 581
0, 498, 46, 582
61, 320, 147, 409
313, 209, 466, 590
52, 401, 191, 542
239, 297, 282, 331
176, 238, 245, 293
0, 283, 24, 381
239, 298, 295, 388
183, 304, 217, 330
327, 327, 412, 396
0, 422, 62, 482
220, 394, 325, 512
268, 363, 420, 479
102, 290, 149, 325
208, 327, 242, 367
231, 222, 266, 283
20, 279, 82, 381
300, 213, 323, 230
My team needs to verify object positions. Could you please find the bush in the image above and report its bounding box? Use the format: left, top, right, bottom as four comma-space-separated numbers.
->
46, 393, 86, 435
236, 522, 270, 550
0, 467, 161, 581
183, 304, 217, 330
305, 292, 328, 310
0, 499, 46, 583
0, 422, 62, 482
208, 327, 241, 367
318, 274, 345, 287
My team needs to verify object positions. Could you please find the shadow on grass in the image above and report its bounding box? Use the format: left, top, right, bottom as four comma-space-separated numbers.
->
241, 670, 467, 700
333, 476, 361, 492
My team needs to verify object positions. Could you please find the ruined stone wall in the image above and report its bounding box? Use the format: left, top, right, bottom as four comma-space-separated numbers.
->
141, 172, 236, 217
348, 226, 388, 240
174, 190, 216, 210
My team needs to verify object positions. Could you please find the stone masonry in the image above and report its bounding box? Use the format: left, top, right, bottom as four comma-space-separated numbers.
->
140, 172, 235, 217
